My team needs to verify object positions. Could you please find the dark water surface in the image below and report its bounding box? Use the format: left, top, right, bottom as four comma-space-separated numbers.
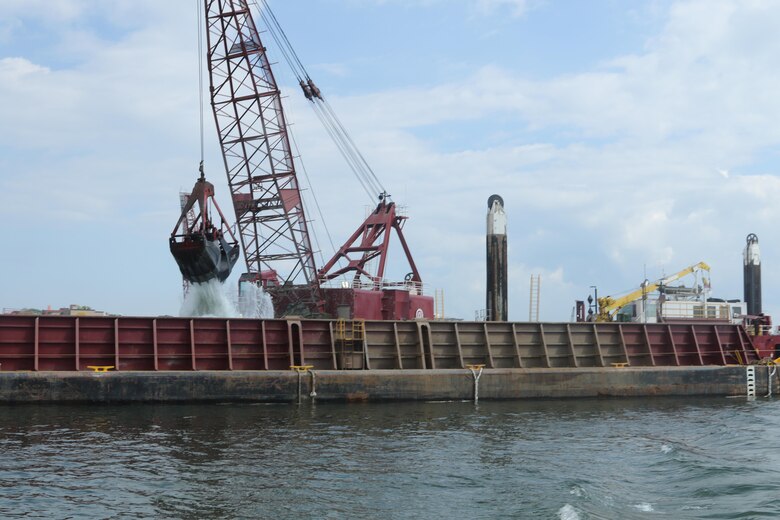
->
1, 397, 779, 519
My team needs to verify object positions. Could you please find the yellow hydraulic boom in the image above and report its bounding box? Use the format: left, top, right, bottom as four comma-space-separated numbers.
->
596, 261, 711, 322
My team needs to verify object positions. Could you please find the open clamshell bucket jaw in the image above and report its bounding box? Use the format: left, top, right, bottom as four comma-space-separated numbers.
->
170, 173, 240, 284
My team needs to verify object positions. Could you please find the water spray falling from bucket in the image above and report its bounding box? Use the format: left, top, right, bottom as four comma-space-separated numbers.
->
238, 281, 274, 319
180, 279, 275, 318
180, 279, 237, 317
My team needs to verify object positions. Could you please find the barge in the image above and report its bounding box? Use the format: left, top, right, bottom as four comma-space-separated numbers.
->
0, 315, 772, 403
3, 4, 776, 403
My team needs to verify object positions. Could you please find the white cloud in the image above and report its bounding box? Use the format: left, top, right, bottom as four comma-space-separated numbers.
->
296, 0, 780, 319
475, 0, 529, 17
0, 57, 49, 79
312, 62, 350, 77
350, 0, 530, 17
0, 0, 88, 23
3, 0, 780, 321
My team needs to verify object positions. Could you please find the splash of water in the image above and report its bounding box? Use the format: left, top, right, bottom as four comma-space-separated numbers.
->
238, 281, 274, 319
558, 504, 581, 520
180, 279, 237, 317
180, 279, 275, 318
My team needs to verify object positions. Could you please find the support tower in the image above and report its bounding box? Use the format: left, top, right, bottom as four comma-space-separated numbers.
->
744, 233, 762, 316
486, 195, 508, 321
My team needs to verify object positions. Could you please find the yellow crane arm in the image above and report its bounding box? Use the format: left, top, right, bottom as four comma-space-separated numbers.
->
599, 282, 660, 315
597, 261, 711, 321
658, 261, 710, 286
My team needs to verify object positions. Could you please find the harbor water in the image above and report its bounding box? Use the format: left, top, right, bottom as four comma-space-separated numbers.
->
1, 397, 779, 519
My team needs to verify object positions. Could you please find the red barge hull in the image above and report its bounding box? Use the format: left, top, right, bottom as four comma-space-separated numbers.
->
0, 315, 762, 372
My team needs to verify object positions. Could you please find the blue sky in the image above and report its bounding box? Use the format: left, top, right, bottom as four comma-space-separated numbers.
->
2, 0, 780, 321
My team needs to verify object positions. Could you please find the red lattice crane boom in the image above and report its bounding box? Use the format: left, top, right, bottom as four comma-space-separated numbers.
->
205, 0, 320, 312
203, 0, 433, 320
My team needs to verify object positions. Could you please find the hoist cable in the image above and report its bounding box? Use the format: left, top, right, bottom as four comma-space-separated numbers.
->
256, 7, 303, 79
250, 0, 384, 202
261, 0, 309, 78
314, 100, 381, 196
319, 98, 385, 194
197, 0, 205, 165
283, 102, 340, 269
310, 103, 376, 200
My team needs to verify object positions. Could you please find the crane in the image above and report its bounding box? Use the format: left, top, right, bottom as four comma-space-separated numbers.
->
192, 0, 432, 319
595, 261, 711, 322
204, 0, 321, 313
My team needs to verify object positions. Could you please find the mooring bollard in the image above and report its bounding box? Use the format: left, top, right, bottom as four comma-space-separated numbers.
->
309, 369, 317, 399
766, 362, 777, 398
291, 365, 314, 404
466, 364, 485, 403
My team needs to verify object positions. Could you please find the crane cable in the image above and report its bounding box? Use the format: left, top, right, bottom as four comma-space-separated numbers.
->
320, 96, 384, 194
261, 0, 309, 79
284, 101, 340, 269
252, 0, 386, 202
245, 0, 342, 269
312, 97, 383, 198
309, 102, 375, 199
197, 0, 205, 171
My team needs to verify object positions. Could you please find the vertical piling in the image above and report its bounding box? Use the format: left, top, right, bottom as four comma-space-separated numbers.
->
486, 195, 508, 321
744, 233, 762, 316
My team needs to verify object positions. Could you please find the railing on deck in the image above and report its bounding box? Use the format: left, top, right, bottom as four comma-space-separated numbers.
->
318, 278, 425, 295
661, 301, 734, 322
0, 316, 761, 372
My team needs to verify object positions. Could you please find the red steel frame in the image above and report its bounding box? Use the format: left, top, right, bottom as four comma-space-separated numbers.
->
171, 175, 237, 243
205, 0, 318, 291
318, 199, 422, 286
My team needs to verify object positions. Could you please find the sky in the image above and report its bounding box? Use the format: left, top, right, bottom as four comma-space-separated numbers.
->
2, 0, 780, 322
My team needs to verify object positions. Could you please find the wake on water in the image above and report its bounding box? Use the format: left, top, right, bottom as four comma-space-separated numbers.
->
180, 279, 274, 319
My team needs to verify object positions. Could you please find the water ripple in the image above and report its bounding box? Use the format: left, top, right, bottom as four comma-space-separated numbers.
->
1, 397, 779, 519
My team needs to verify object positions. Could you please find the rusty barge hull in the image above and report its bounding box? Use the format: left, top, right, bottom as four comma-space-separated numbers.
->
0, 316, 763, 402
0, 367, 764, 403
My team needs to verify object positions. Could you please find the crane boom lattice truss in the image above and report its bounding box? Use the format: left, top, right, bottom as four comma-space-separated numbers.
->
205, 0, 318, 289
